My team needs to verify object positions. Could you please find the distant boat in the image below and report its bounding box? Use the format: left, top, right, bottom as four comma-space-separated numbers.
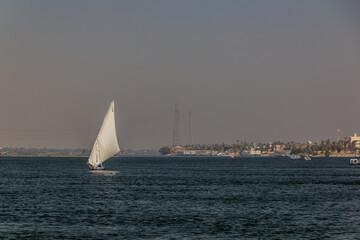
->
304, 154, 311, 161
290, 155, 301, 159
87, 100, 120, 170
350, 158, 359, 165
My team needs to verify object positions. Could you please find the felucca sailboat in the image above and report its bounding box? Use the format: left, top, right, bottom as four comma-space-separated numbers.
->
87, 100, 120, 170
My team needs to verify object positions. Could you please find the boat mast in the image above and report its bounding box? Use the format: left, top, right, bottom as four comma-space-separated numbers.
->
96, 137, 100, 165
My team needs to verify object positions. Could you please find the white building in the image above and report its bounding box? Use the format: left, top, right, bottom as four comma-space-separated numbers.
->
350, 133, 360, 148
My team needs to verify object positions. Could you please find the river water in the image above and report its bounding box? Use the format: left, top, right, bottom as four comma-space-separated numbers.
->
0, 156, 359, 239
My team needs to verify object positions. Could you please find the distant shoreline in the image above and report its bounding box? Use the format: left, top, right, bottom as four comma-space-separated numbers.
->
0, 155, 354, 158
0, 155, 88, 158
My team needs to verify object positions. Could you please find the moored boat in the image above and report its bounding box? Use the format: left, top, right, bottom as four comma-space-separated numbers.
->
350, 158, 359, 165
290, 154, 301, 159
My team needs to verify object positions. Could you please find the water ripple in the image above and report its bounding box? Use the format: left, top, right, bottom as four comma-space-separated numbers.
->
0, 157, 359, 239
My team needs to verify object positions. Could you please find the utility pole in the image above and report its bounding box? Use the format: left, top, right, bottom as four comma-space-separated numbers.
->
337, 125, 341, 142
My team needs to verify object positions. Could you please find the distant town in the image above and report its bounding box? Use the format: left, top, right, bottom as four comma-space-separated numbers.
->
160, 104, 360, 157
159, 133, 360, 158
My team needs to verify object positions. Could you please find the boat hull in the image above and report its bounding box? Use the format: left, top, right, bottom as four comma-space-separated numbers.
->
88, 164, 105, 170
350, 159, 359, 165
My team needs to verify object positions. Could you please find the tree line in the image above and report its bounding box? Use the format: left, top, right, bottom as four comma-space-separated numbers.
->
159, 138, 357, 156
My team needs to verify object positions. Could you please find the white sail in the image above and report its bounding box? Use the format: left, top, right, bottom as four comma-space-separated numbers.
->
88, 100, 120, 167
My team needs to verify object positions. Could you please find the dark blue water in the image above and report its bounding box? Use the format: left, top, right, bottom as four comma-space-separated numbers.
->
1, 157, 360, 239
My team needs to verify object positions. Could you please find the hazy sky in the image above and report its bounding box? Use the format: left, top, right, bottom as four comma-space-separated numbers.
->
1, 0, 360, 149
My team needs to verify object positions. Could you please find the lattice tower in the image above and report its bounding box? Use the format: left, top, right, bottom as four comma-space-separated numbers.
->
173, 104, 181, 146
188, 108, 193, 145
